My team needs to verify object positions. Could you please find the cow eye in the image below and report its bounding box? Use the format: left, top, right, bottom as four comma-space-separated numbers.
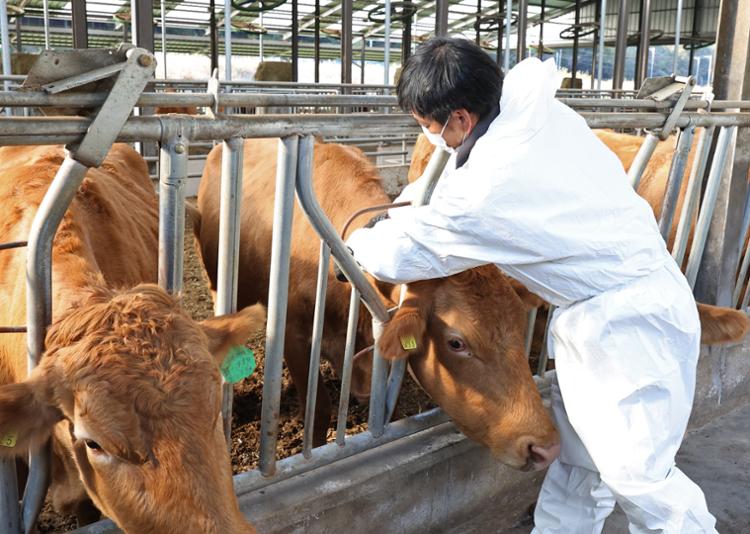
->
85, 439, 102, 451
447, 337, 467, 352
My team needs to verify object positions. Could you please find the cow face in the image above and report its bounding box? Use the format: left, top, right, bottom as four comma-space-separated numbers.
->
0, 285, 260, 534
378, 266, 560, 470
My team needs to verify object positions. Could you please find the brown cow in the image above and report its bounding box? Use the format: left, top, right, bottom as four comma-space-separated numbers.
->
408, 132, 750, 350
0, 144, 260, 532
195, 138, 561, 471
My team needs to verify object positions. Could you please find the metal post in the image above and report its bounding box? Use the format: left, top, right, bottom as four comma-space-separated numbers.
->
384, 0, 391, 86
524, 307, 537, 359
673, 0, 683, 74
517, 0, 528, 61
475, 0, 481, 44
658, 127, 694, 240
25, 156, 89, 534
161, 0, 168, 78
496, 7, 503, 66
292, 0, 299, 82
0, 0, 11, 104
591, 0, 600, 87
259, 12, 264, 59
314, 0, 320, 83
158, 137, 188, 294
368, 319, 388, 437
435, 0, 448, 36
341, 0, 353, 84
571, 0, 580, 82
224, 0, 232, 81
686, 126, 736, 289
336, 287, 360, 445
538, 0, 546, 59
42, 0, 50, 49
402, 9, 412, 64
504, 0, 511, 71
597, 0, 607, 89
688, 0, 704, 77
0, 458, 20, 534
635, 0, 651, 88
209, 0, 218, 75
673, 126, 715, 265
71, 0, 88, 48
131, 0, 155, 51
216, 138, 244, 444
303, 241, 329, 458
612, 0, 629, 89
360, 35, 366, 85
14, 11, 21, 51
259, 135, 299, 476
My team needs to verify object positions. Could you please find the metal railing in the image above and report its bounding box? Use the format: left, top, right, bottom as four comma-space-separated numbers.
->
1, 88, 749, 531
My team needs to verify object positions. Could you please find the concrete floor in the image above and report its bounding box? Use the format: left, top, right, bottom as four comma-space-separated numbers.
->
498, 402, 750, 533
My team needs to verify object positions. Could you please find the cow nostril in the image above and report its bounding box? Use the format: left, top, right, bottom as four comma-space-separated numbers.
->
528, 442, 560, 470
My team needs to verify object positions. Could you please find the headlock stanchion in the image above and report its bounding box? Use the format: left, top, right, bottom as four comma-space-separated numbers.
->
2, 72, 750, 532
4, 46, 156, 534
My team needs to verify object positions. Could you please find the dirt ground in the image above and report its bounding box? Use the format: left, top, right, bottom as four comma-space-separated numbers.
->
38, 209, 435, 532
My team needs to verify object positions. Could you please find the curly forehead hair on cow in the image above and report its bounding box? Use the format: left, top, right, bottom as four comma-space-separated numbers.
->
397, 36, 503, 124
44, 284, 221, 403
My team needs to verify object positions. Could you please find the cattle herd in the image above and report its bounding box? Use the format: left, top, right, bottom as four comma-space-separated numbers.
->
0, 127, 748, 532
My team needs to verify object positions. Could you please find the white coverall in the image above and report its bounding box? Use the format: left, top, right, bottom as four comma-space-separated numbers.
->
347, 57, 717, 533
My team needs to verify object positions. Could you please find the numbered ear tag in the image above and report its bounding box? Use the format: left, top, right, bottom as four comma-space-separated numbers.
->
400, 334, 417, 351
1, 431, 17, 448
221, 346, 257, 384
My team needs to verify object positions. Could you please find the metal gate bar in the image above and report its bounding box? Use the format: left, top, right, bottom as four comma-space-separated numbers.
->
216, 138, 245, 443
673, 127, 716, 266
259, 136, 299, 477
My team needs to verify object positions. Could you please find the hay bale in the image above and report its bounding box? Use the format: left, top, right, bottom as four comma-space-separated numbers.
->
254, 61, 293, 82
560, 77, 583, 89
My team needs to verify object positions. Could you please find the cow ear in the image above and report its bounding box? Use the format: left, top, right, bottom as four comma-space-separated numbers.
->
507, 278, 545, 310
200, 304, 266, 364
378, 288, 432, 360
0, 370, 62, 456
697, 303, 750, 346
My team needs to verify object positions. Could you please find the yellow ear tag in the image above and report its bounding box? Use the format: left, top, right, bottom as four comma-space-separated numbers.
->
400, 334, 417, 351
1, 431, 17, 448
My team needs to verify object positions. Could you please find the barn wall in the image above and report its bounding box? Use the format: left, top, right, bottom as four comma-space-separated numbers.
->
73, 340, 750, 534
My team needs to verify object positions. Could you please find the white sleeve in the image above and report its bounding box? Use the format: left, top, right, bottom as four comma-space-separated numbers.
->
346, 164, 547, 284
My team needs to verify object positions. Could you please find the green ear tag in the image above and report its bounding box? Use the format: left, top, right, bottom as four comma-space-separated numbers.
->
221, 346, 256, 384
400, 334, 417, 351
1, 431, 17, 448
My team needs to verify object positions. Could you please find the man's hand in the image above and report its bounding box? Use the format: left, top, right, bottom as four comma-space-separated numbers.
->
334, 246, 362, 282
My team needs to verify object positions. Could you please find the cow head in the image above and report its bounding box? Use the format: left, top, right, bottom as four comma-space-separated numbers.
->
0, 285, 260, 533
378, 266, 560, 470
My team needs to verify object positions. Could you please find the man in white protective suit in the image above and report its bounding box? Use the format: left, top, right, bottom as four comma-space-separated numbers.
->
345, 37, 717, 533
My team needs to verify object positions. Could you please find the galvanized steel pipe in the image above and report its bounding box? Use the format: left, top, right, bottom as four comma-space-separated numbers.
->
259, 135, 299, 476
303, 241, 330, 458
658, 127, 694, 240
685, 126, 736, 288
158, 138, 188, 294
24, 156, 90, 534
628, 133, 660, 188
673, 126, 715, 266
216, 137, 244, 444
336, 287, 361, 445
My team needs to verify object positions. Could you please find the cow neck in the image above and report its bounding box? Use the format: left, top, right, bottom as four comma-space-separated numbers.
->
49, 214, 108, 320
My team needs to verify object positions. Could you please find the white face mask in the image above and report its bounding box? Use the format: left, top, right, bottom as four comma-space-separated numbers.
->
421, 116, 457, 154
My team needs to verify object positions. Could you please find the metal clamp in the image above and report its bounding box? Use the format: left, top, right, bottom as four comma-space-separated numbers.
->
206, 68, 221, 119
638, 75, 696, 140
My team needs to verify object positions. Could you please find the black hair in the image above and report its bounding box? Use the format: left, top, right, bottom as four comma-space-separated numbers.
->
397, 37, 503, 124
